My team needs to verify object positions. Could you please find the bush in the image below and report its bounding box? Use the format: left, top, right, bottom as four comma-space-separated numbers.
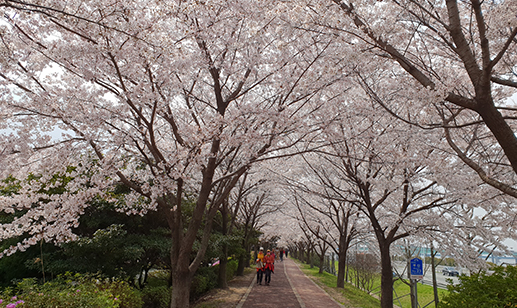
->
0, 273, 142, 308
190, 258, 239, 300
190, 275, 209, 299
140, 285, 170, 308
100, 279, 143, 308
226, 260, 238, 279
439, 265, 517, 308
191, 266, 217, 300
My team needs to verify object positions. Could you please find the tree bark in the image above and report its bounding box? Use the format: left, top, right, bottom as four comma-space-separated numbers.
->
167, 139, 224, 307
218, 253, 228, 289
237, 252, 246, 276
336, 233, 348, 288
309, 246, 314, 268
431, 247, 439, 308
170, 269, 193, 308
476, 101, 517, 175
379, 243, 394, 308
218, 199, 229, 289
318, 253, 325, 274
337, 249, 347, 288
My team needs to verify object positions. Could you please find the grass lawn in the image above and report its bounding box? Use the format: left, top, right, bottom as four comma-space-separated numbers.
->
368, 273, 448, 308
296, 259, 449, 308
389, 278, 448, 308
295, 260, 381, 308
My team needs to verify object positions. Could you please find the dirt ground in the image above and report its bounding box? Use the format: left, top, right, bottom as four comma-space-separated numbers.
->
191, 268, 255, 308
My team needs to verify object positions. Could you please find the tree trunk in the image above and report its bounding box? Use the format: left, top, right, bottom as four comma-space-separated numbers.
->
170, 270, 193, 308
337, 234, 348, 288
431, 247, 439, 308
337, 249, 347, 288
245, 246, 251, 268
319, 253, 325, 274
218, 200, 229, 289
237, 252, 246, 276
345, 258, 349, 283
237, 226, 251, 275
218, 254, 228, 289
309, 247, 314, 268
379, 244, 394, 308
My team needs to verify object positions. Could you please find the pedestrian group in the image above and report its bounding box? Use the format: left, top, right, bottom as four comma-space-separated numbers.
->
256, 247, 288, 286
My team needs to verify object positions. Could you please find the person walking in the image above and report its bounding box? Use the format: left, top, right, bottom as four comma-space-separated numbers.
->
280, 249, 284, 261
256, 247, 265, 285
264, 249, 275, 286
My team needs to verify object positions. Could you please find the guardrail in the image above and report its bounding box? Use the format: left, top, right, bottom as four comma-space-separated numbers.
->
420, 278, 448, 289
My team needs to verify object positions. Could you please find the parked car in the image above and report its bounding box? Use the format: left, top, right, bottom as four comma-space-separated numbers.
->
442, 267, 459, 276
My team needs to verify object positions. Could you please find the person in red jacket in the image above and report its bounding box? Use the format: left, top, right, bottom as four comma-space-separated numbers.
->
264, 249, 275, 285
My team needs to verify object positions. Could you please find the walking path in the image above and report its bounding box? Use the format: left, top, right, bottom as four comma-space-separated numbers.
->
236, 258, 344, 308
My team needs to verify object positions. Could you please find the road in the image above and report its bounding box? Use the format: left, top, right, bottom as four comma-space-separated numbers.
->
392, 261, 465, 288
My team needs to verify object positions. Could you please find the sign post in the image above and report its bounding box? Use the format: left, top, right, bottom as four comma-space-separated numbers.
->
410, 258, 423, 280
410, 258, 423, 308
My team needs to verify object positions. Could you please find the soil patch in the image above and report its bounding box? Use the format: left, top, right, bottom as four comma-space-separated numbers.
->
192, 268, 255, 308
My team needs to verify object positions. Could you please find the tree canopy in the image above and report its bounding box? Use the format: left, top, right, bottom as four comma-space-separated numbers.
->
1, 1, 516, 307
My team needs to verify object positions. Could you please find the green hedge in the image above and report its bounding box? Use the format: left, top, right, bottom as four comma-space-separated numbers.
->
0, 259, 240, 308
140, 285, 170, 308
190, 259, 239, 300
439, 265, 517, 308
0, 273, 142, 308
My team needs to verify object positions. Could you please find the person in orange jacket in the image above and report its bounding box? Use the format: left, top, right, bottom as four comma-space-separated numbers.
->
256, 247, 265, 285
264, 249, 275, 285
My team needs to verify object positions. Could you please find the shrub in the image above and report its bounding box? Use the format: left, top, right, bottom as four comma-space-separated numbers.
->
226, 260, 238, 279
100, 279, 143, 308
190, 258, 239, 300
191, 265, 217, 299
0, 273, 142, 308
140, 285, 170, 308
439, 265, 517, 308
190, 273, 212, 300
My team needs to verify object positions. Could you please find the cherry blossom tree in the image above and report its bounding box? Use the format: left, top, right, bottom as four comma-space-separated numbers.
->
287, 91, 460, 307
2, 2, 515, 307
0, 1, 344, 306
318, 108, 517, 308
226, 170, 280, 277
287, 166, 361, 288
309, 226, 331, 274
310, 0, 517, 198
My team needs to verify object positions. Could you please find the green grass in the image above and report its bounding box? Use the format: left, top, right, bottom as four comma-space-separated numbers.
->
295, 260, 381, 308
330, 259, 449, 308
296, 259, 450, 308
390, 278, 448, 308
367, 272, 448, 308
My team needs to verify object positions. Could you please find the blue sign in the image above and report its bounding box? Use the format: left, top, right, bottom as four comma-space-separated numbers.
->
410, 258, 423, 279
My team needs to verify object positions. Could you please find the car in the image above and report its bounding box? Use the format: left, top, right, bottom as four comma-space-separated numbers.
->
442, 267, 459, 276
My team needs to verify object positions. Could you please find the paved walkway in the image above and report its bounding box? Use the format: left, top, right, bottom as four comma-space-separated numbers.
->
236, 258, 344, 308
